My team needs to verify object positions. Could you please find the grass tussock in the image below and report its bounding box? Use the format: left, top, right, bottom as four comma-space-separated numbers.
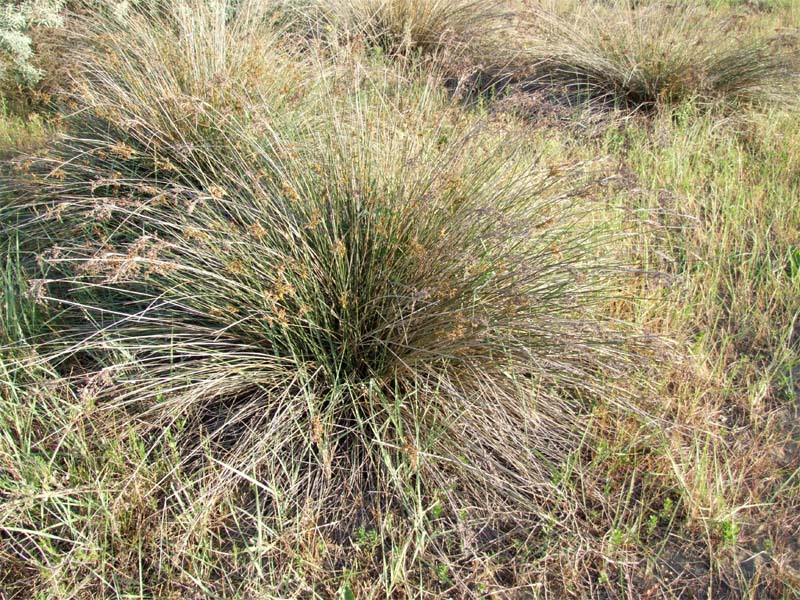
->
517, 1, 799, 110
280, 0, 511, 58
0, 1, 652, 596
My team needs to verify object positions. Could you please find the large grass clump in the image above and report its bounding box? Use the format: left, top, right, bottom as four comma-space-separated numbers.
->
0, 0, 652, 595
518, 0, 799, 110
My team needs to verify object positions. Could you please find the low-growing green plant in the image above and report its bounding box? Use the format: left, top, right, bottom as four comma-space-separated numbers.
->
0, 105, 48, 155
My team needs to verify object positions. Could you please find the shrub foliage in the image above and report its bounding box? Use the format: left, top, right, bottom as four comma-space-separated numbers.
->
0, 0, 65, 88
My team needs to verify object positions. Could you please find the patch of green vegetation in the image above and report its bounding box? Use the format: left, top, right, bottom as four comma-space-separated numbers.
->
0, 102, 48, 155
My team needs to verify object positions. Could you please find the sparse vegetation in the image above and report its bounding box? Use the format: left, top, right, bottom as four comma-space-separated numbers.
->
1, 0, 798, 598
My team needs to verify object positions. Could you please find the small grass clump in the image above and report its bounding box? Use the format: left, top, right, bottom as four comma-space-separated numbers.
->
518, 0, 799, 110
0, 1, 650, 595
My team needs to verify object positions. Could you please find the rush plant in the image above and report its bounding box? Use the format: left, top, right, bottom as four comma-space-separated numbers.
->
0, 0, 647, 595
519, 1, 799, 110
